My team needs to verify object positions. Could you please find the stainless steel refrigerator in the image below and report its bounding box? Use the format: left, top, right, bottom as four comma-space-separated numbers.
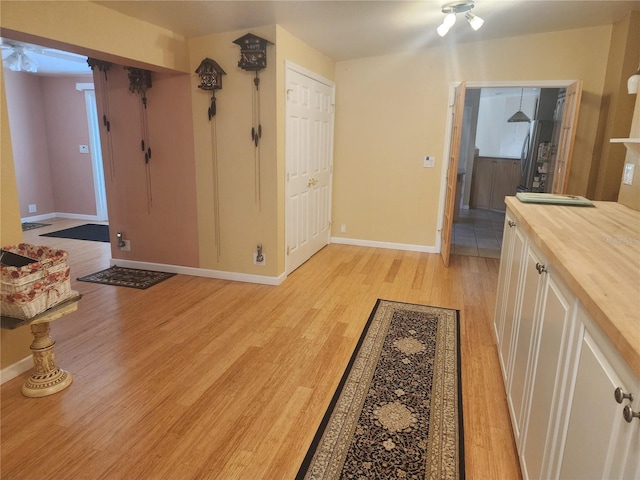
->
517, 119, 556, 193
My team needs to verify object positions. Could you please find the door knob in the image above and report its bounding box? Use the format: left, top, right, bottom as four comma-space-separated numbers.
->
308, 178, 318, 187
615, 387, 634, 404
623, 405, 640, 423
508, 220, 516, 228
535, 262, 547, 274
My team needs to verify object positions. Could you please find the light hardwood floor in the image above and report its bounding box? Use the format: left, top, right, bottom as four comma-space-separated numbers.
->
1, 219, 521, 479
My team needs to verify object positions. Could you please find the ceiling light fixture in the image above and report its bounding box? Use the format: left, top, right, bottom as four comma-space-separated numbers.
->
2, 46, 38, 73
437, 0, 484, 37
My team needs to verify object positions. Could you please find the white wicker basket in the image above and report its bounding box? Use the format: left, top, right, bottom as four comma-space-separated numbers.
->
1, 244, 71, 320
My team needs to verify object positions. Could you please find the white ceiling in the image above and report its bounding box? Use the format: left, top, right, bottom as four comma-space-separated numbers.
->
95, 0, 640, 61
2, 0, 639, 74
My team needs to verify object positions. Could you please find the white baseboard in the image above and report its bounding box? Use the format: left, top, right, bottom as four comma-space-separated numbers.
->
21, 212, 56, 222
330, 236, 438, 253
110, 259, 287, 286
0, 355, 32, 385
21, 212, 105, 223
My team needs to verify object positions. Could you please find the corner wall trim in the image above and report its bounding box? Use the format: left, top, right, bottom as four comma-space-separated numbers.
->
1, 355, 32, 385
330, 236, 438, 253
109, 259, 287, 286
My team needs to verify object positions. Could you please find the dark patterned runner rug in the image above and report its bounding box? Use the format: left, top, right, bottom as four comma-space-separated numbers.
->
297, 299, 464, 480
77, 266, 175, 289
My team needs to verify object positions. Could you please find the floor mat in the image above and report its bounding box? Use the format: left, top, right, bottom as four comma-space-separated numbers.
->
77, 266, 175, 289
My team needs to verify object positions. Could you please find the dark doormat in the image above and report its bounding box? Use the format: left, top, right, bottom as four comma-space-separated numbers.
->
22, 222, 51, 231
77, 266, 176, 289
41, 224, 109, 242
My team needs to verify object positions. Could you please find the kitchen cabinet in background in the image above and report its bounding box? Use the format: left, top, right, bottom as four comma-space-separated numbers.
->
470, 157, 520, 211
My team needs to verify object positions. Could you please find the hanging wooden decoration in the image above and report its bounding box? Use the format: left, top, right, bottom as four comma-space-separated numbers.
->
87, 58, 116, 180
195, 58, 226, 260
233, 33, 273, 210
126, 67, 154, 212
195, 58, 226, 120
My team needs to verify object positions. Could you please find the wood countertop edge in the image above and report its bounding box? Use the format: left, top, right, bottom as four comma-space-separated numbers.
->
504, 197, 640, 377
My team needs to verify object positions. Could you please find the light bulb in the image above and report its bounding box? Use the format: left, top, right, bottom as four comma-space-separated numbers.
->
443, 13, 457, 28
466, 12, 484, 31
437, 23, 451, 37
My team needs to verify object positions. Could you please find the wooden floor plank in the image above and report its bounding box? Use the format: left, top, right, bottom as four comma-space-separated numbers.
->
1, 218, 521, 479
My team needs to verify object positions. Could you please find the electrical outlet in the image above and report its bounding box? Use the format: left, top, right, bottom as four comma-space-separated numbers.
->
79, 145, 89, 154
253, 252, 265, 265
28, 204, 37, 213
120, 240, 131, 251
340, 224, 346, 233
623, 163, 635, 185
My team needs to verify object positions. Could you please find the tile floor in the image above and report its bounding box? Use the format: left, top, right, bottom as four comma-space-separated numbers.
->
452, 208, 506, 259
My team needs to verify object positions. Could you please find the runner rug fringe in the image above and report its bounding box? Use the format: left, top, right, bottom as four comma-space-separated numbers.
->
297, 299, 464, 480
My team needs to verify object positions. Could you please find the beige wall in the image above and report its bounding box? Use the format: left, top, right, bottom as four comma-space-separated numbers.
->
188, 26, 279, 276
592, 11, 640, 201
94, 67, 200, 266
617, 93, 640, 210
188, 25, 334, 275
3, 71, 57, 217
5, 73, 98, 218
332, 26, 612, 247
0, 63, 32, 370
0, 1, 189, 73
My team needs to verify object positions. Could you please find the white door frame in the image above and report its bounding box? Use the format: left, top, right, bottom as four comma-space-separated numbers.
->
437, 79, 579, 253
284, 61, 335, 275
76, 82, 108, 221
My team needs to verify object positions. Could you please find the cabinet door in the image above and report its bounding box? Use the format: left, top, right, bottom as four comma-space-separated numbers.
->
559, 307, 640, 480
494, 212, 517, 346
491, 160, 515, 211
521, 271, 576, 480
498, 223, 526, 383
507, 244, 544, 446
470, 157, 494, 209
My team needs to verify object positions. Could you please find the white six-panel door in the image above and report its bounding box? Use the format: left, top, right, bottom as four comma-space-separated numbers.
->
285, 64, 335, 274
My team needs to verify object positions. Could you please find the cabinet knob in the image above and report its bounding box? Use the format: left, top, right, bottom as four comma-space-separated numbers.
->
535, 262, 548, 274
614, 387, 634, 404
623, 405, 640, 423
508, 220, 516, 228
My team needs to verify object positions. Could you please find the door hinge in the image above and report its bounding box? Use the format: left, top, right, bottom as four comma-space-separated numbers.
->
287, 246, 290, 256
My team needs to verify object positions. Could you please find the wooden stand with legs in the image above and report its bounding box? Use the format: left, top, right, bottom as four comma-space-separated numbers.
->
1, 293, 81, 397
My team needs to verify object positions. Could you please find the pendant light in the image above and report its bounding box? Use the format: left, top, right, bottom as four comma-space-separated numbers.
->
508, 89, 531, 123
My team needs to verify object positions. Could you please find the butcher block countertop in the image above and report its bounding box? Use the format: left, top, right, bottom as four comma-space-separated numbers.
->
505, 196, 640, 376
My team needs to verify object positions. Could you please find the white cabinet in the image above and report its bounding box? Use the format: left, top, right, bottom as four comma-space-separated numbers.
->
558, 306, 640, 479
494, 207, 640, 480
520, 268, 576, 480
494, 211, 526, 383
507, 242, 545, 446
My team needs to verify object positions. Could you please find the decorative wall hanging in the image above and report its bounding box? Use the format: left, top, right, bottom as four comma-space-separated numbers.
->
233, 33, 273, 210
195, 58, 226, 120
87, 58, 116, 180
195, 58, 226, 260
126, 67, 154, 212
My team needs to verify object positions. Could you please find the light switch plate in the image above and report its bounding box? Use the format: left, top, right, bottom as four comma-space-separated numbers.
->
79, 145, 89, 154
623, 163, 635, 185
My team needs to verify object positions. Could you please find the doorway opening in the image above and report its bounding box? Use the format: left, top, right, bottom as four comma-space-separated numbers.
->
451, 85, 570, 258
1, 38, 107, 224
